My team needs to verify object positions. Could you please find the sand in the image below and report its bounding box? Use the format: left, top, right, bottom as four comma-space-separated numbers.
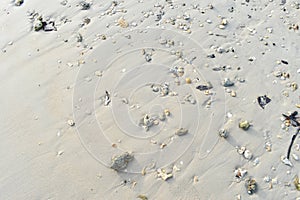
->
1, 0, 300, 199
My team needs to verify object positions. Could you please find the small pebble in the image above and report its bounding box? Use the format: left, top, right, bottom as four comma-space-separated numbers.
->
185, 78, 192, 84
231, 91, 236, 97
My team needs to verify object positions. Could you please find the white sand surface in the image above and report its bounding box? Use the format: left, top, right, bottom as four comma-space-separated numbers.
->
1, 0, 300, 199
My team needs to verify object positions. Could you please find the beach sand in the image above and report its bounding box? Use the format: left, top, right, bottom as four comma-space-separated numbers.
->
1, 0, 300, 199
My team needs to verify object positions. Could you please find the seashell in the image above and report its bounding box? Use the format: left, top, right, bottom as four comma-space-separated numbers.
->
121, 98, 128, 104
244, 149, 253, 160
263, 176, 271, 183
265, 142, 272, 152
143, 114, 153, 127
237, 146, 246, 155
193, 176, 199, 183
175, 128, 188, 136
222, 78, 234, 87
80, 1, 90, 10
231, 90, 236, 97
294, 175, 300, 191
145, 54, 152, 62
273, 70, 282, 77
118, 17, 128, 28
33, 20, 44, 31
219, 24, 226, 29
159, 113, 166, 121
218, 129, 228, 138
164, 109, 170, 116
15, 0, 24, 6
159, 38, 167, 45
152, 86, 159, 92
221, 18, 228, 25
189, 99, 196, 104
157, 168, 173, 181
234, 168, 247, 179
291, 82, 298, 91
160, 143, 167, 149
245, 178, 257, 195
177, 66, 184, 76
292, 153, 299, 161
94, 70, 103, 77
160, 87, 169, 96
239, 120, 250, 130
67, 119, 75, 126
216, 47, 225, 54
253, 157, 260, 166
153, 120, 159, 125
137, 194, 148, 200
281, 156, 293, 167
110, 152, 134, 171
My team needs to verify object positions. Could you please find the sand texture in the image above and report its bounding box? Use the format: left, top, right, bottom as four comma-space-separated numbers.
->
1, 0, 300, 199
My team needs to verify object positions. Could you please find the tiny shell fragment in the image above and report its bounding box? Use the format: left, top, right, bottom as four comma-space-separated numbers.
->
175, 128, 188, 136
157, 168, 173, 181
193, 176, 199, 183
218, 129, 228, 138
235, 168, 247, 179
222, 78, 234, 87
118, 17, 129, 28
245, 178, 257, 195
239, 120, 250, 130
244, 149, 253, 160
237, 146, 246, 155
67, 119, 75, 126
292, 153, 299, 161
137, 195, 148, 200
294, 175, 300, 191
281, 156, 293, 167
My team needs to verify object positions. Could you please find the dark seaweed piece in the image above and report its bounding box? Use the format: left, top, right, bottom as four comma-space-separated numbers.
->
282, 111, 300, 159
282, 111, 300, 127
257, 95, 271, 109
287, 128, 300, 159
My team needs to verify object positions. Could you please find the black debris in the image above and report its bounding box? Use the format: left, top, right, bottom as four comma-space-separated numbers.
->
282, 111, 300, 159
196, 83, 213, 91
257, 95, 271, 109
80, 1, 90, 10
207, 54, 215, 58
281, 60, 288, 65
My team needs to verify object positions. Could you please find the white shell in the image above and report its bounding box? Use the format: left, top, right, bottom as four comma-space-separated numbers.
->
237, 146, 246, 155
243, 150, 253, 160
67, 119, 75, 126
234, 168, 247, 179
292, 154, 299, 161
281, 156, 293, 167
